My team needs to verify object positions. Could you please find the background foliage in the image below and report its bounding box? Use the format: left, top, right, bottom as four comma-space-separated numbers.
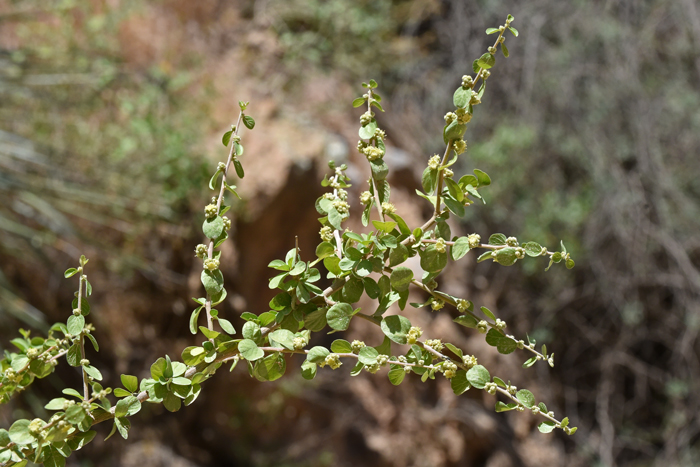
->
1, 0, 699, 466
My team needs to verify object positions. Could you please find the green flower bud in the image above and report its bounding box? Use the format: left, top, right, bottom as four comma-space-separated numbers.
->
407, 326, 423, 344
453, 139, 467, 155
204, 204, 218, 219
488, 46, 496, 54
506, 236, 518, 247
319, 226, 334, 242
360, 191, 372, 205
431, 298, 445, 311
351, 340, 366, 353
461, 75, 474, 88
381, 202, 396, 214
457, 299, 469, 313
223, 217, 232, 231
80, 359, 90, 366
444, 112, 457, 124
217, 161, 227, 172
462, 355, 478, 368
28, 418, 45, 435
435, 238, 447, 254
203, 258, 220, 271
425, 339, 444, 352
26, 347, 40, 358
477, 320, 488, 334
428, 155, 441, 170
468, 233, 481, 248
360, 111, 373, 126
443, 168, 454, 178
374, 128, 386, 139
195, 244, 208, 259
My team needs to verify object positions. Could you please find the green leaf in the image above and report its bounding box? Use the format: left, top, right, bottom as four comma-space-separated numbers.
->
450, 370, 471, 395
222, 130, 233, 147
328, 208, 343, 230
370, 158, 389, 181
218, 318, 235, 335
363, 277, 380, 299
538, 421, 556, 433
67, 314, 85, 336
163, 392, 181, 412
508, 26, 519, 37
330, 339, 352, 354
369, 79, 378, 88
451, 237, 471, 261
85, 332, 99, 352
453, 87, 470, 108
201, 269, 224, 295
301, 361, 317, 380
342, 277, 364, 302
243, 115, 255, 129
65, 404, 87, 424
83, 365, 102, 381
64, 268, 78, 278
359, 120, 378, 139
419, 245, 447, 273
307, 346, 330, 364
386, 213, 410, 236
523, 242, 543, 257
486, 27, 499, 34
488, 233, 507, 245
151, 357, 168, 380
472, 59, 480, 73
501, 43, 509, 57
113, 388, 131, 398
62, 388, 84, 400
326, 303, 354, 331
9, 419, 34, 445
422, 167, 438, 194
358, 347, 379, 365
561, 417, 569, 428
238, 339, 264, 361
233, 158, 244, 178
372, 220, 397, 233
389, 267, 413, 292
389, 243, 409, 267
304, 307, 327, 332
495, 247, 518, 266
202, 216, 224, 239
316, 242, 336, 259
485, 329, 517, 355
189, 306, 203, 334
466, 365, 490, 389
477, 251, 493, 263
66, 343, 81, 367
388, 368, 405, 385
209, 169, 222, 190
121, 374, 138, 393
516, 389, 536, 408
473, 169, 491, 186
477, 53, 496, 69
352, 97, 367, 107
350, 361, 364, 376
380, 315, 412, 345
444, 195, 466, 217
253, 352, 286, 382
522, 356, 537, 368
45, 397, 68, 410
445, 177, 464, 202
480, 306, 496, 321
355, 259, 373, 277
495, 401, 518, 412
443, 120, 466, 143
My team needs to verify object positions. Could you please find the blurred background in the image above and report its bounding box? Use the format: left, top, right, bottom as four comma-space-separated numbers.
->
1, 0, 699, 466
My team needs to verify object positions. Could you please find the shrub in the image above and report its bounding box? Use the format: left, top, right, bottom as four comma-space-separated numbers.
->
0, 15, 577, 466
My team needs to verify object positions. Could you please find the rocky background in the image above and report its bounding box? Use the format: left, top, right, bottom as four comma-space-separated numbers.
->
1, 1, 699, 466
